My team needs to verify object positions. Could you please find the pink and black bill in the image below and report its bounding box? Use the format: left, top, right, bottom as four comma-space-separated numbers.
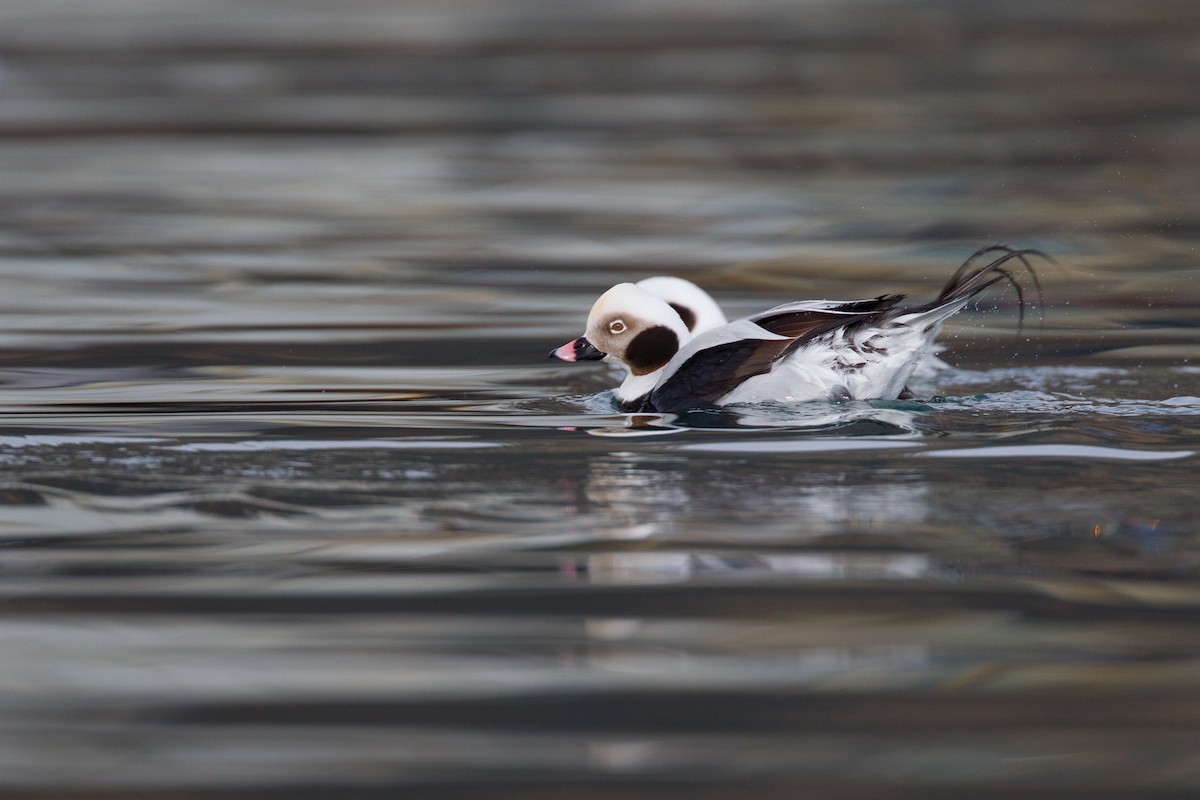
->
550, 336, 604, 362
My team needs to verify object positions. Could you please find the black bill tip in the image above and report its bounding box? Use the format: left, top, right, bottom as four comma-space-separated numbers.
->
550, 336, 605, 362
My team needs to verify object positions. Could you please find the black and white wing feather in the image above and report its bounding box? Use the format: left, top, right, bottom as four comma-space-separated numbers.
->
642, 296, 903, 413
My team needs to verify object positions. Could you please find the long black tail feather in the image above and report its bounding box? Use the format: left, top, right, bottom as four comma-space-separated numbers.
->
918, 244, 1053, 330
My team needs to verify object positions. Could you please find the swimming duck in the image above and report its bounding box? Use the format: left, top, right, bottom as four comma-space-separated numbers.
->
550, 245, 1045, 413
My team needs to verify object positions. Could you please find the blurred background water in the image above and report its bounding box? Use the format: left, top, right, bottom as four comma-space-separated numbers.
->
0, 0, 1198, 797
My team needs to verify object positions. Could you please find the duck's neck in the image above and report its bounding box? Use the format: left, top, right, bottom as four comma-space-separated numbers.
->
614, 369, 662, 410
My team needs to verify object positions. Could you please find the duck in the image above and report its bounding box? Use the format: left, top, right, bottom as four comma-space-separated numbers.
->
550, 245, 1046, 413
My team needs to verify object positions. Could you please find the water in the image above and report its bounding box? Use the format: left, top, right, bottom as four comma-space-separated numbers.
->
1, 0, 1199, 797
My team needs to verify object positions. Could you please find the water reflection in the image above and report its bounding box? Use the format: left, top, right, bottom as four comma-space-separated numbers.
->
585, 401, 926, 437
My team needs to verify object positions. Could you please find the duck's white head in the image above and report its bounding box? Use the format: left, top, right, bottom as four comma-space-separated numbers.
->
585, 283, 690, 376
635, 276, 727, 335
551, 283, 691, 401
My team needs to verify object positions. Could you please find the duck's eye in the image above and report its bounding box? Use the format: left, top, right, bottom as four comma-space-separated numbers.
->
608, 319, 627, 335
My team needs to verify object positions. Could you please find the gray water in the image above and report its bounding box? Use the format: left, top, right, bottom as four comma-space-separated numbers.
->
1, 0, 1199, 797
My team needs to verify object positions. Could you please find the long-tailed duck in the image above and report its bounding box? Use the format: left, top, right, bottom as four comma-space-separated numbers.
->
550, 245, 1046, 413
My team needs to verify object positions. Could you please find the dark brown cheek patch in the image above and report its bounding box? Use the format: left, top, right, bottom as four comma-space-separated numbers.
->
625, 326, 680, 376
668, 302, 697, 332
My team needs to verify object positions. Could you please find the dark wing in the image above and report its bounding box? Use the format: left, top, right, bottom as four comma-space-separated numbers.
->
648, 337, 796, 413
647, 297, 903, 413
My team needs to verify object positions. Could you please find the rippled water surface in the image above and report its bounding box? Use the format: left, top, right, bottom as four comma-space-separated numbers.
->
2, 0, 1199, 797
